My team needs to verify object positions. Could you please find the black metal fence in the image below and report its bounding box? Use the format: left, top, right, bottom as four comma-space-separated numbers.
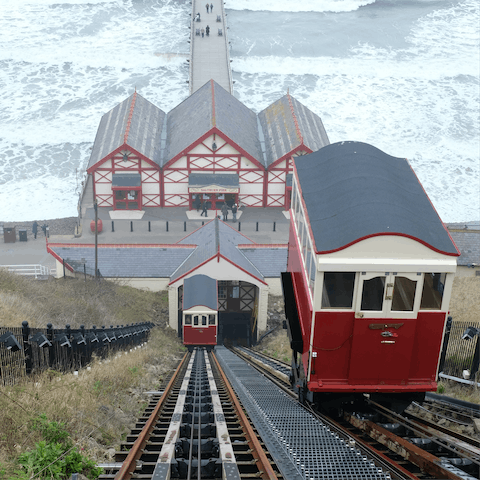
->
0, 321, 154, 386
439, 317, 480, 381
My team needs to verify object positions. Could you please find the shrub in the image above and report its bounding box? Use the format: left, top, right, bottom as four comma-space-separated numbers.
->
17, 415, 103, 480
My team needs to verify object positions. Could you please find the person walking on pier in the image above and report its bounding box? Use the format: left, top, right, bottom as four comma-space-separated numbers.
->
206, 3, 209, 13
231, 203, 237, 222
206, 25, 210, 36
195, 12, 200, 22
210, 3, 213, 12
201, 28, 205, 37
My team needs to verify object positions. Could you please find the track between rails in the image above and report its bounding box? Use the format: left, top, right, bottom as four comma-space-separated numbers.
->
101, 348, 280, 480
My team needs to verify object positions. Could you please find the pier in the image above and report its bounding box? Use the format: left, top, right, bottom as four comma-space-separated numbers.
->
189, 0, 233, 94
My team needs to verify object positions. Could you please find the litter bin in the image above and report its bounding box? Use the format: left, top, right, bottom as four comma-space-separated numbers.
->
4, 227, 16, 243
19, 228, 28, 242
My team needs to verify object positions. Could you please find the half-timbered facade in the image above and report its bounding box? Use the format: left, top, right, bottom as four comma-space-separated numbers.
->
85, 80, 330, 212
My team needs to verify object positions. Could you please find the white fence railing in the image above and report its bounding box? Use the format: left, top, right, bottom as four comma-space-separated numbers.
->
0, 264, 54, 278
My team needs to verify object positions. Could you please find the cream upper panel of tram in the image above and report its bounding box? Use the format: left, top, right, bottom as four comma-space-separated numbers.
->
315, 235, 457, 273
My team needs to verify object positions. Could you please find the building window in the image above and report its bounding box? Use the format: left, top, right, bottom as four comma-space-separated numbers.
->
420, 273, 445, 310
322, 272, 356, 308
201, 315, 207, 326
391, 276, 417, 311
209, 314, 216, 325
184, 314, 192, 325
361, 276, 386, 311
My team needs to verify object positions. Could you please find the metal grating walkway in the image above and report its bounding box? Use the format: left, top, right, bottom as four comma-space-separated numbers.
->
215, 346, 391, 480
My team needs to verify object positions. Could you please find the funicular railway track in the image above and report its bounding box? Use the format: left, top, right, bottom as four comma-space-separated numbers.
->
235, 347, 480, 480
100, 348, 280, 480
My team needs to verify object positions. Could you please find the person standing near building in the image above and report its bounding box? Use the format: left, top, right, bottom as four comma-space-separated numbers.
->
201, 202, 208, 217
41, 222, 48, 237
32, 220, 38, 239
231, 203, 237, 222
221, 203, 228, 222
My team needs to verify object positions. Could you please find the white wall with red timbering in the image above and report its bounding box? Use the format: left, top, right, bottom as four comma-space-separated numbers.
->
163, 133, 266, 208
91, 149, 161, 208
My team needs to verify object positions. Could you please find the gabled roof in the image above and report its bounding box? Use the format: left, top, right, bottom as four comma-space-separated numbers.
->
171, 218, 265, 283
295, 141, 460, 256
87, 92, 166, 170
47, 243, 195, 277
183, 275, 217, 310
239, 245, 288, 277
447, 228, 480, 266
258, 93, 330, 168
163, 80, 263, 167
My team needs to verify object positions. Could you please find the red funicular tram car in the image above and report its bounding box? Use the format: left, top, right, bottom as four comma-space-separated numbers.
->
282, 141, 460, 412
182, 274, 218, 350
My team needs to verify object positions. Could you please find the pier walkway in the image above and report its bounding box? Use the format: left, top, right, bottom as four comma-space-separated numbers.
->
189, 0, 232, 94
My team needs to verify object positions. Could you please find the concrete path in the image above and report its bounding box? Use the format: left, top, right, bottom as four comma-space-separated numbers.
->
190, 0, 232, 94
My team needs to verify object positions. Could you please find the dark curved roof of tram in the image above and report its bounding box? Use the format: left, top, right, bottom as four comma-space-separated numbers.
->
295, 141, 459, 255
183, 274, 217, 311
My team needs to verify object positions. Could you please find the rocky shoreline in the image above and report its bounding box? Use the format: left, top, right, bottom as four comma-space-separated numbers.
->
1, 217, 78, 238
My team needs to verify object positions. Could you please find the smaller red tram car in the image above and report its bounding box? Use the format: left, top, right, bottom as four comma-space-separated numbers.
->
182, 274, 218, 350
283, 142, 460, 412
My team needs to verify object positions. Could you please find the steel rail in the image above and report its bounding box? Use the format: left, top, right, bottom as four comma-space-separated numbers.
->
210, 352, 278, 480
370, 400, 480, 464
114, 352, 189, 480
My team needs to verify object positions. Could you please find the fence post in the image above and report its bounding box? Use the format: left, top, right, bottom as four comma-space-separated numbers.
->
166, 221, 169, 232
22, 321, 32, 375
80, 324, 87, 367
130, 221, 133, 232
438, 316, 452, 374
273, 221, 276, 232
471, 336, 480, 379
112, 220, 114, 232
148, 221, 151, 232
256, 222, 259, 231
47, 323, 55, 369
65, 324, 72, 371
238, 221, 241, 232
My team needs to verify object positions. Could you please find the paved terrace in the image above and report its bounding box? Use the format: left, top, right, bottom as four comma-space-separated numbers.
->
189, 0, 232, 94
0, 208, 290, 272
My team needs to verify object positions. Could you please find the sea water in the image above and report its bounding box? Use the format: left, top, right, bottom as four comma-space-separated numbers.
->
0, 0, 478, 223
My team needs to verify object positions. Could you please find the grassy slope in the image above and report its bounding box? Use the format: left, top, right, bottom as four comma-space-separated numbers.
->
0, 271, 185, 478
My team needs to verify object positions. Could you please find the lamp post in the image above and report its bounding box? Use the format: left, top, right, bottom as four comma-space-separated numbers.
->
94, 199, 98, 279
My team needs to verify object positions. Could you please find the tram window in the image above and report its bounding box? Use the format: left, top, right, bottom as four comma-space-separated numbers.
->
361, 276, 386, 311
420, 273, 445, 310
184, 314, 192, 325
322, 272, 355, 308
193, 315, 199, 326
209, 314, 216, 325
202, 315, 207, 326
391, 277, 417, 311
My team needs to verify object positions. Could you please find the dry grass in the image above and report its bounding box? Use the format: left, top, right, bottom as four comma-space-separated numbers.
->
0, 328, 185, 476
0, 270, 168, 329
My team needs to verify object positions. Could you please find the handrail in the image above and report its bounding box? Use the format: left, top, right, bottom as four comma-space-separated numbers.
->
0, 264, 53, 278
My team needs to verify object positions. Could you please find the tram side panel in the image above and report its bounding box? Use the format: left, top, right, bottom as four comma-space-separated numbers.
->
183, 312, 217, 347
